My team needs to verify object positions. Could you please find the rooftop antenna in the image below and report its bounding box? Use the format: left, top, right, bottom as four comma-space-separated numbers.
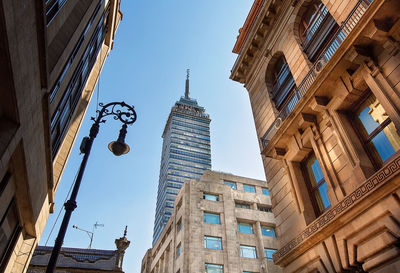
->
185, 69, 190, 99
72, 222, 104, 249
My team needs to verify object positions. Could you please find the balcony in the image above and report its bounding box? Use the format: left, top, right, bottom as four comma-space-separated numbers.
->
261, 0, 372, 149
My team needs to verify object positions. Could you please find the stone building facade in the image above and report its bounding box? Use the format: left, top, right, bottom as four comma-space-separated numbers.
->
0, 0, 122, 272
28, 228, 130, 273
142, 171, 281, 273
231, 0, 400, 272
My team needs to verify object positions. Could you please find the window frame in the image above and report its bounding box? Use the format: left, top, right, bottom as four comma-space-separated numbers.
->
237, 222, 254, 234
204, 235, 223, 250
301, 152, 330, 216
261, 187, 270, 196
350, 92, 400, 169
205, 263, 224, 273
242, 184, 256, 193
264, 248, 277, 261
203, 193, 219, 201
223, 181, 237, 190
203, 212, 221, 225
261, 226, 276, 237
240, 245, 257, 259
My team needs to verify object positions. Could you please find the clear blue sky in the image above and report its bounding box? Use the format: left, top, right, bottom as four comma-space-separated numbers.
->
40, 1, 265, 272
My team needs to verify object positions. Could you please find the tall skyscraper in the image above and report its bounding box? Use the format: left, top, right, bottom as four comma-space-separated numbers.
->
153, 70, 211, 244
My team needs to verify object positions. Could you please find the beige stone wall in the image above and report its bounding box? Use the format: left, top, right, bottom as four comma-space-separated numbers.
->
231, 0, 400, 272
141, 171, 282, 273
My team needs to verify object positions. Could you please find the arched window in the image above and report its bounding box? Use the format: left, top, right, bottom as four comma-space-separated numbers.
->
270, 56, 296, 110
299, 0, 338, 62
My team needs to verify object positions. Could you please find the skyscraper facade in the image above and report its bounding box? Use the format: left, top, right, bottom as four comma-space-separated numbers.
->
153, 71, 211, 244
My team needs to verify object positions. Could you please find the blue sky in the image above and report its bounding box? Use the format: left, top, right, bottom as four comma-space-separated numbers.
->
40, 1, 265, 272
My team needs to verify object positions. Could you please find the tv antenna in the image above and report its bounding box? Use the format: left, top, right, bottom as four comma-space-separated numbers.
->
72, 222, 104, 249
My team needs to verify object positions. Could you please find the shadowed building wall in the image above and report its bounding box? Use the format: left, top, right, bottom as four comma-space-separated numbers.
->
0, 0, 122, 272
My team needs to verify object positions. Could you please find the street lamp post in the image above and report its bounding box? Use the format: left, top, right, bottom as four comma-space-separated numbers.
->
46, 102, 137, 273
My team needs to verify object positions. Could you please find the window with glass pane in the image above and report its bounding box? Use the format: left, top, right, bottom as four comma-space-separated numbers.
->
264, 248, 276, 261
261, 226, 276, 237
204, 236, 222, 250
270, 56, 296, 110
353, 94, 400, 167
204, 212, 221, 224
235, 203, 250, 209
262, 188, 270, 196
243, 184, 256, 193
176, 243, 181, 257
0, 200, 20, 269
238, 222, 253, 234
204, 193, 219, 201
205, 264, 224, 273
258, 206, 272, 213
224, 181, 237, 190
240, 245, 257, 258
177, 219, 182, 232
303, 153, 330, 215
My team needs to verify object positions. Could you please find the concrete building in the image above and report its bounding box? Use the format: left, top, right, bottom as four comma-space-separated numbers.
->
153, 71, 211, 244
0, 0, 122, 272
28, 228, 130, 273
231, 0, 400, 272
142, 171, 281, 273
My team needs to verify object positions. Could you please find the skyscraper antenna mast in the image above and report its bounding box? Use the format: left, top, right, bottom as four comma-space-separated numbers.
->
185, 69, 190, 99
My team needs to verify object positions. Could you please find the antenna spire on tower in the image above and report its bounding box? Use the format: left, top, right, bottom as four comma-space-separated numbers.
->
185, 69, 190, 99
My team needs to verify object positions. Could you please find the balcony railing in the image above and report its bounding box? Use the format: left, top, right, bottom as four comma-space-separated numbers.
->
261, 0, 372, 148
300, 4, 329, 49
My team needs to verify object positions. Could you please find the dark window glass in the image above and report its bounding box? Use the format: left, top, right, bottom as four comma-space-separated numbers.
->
354, 94, 400, 167
176, 243, 181, 257
177, 219, 182, 232
270, 56, 296, 110
303, 153, 330, 215
261, 226, 276, 237
258, 206, 272, 213
204, 213, 220, 224
0, 200, 21, 270
235, 203, 250, 209
238, 223, 253, 234
243, 184, 256, 193
299, 1, 339, 61
204, 236, 222, 250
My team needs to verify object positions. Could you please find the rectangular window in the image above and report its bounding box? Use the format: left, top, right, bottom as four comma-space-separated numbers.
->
223, 181, 237, 190
240, 245, 257, 258
258, 206, 272, 213
204, 212, 221, 224
177, 219, 182, 232
176, 243, 181, 257
204, 193, 219, 201
303, 153, 330, 215
0, 200, 21, 270
243, 184, 256, 193
238, 222, 253, 234
204, 236, 222, 250
205, 264, 223, 273
262, 188, 270, 196
235, 203, 250, 209
261, 226, 276, 237
353, 93, 400, 167
264, 248, 277, 261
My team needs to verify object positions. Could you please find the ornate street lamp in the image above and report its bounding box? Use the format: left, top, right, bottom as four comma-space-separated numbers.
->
46, 102, 137, 273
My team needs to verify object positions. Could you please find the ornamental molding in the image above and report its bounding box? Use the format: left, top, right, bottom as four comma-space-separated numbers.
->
273, 153, 400, 262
